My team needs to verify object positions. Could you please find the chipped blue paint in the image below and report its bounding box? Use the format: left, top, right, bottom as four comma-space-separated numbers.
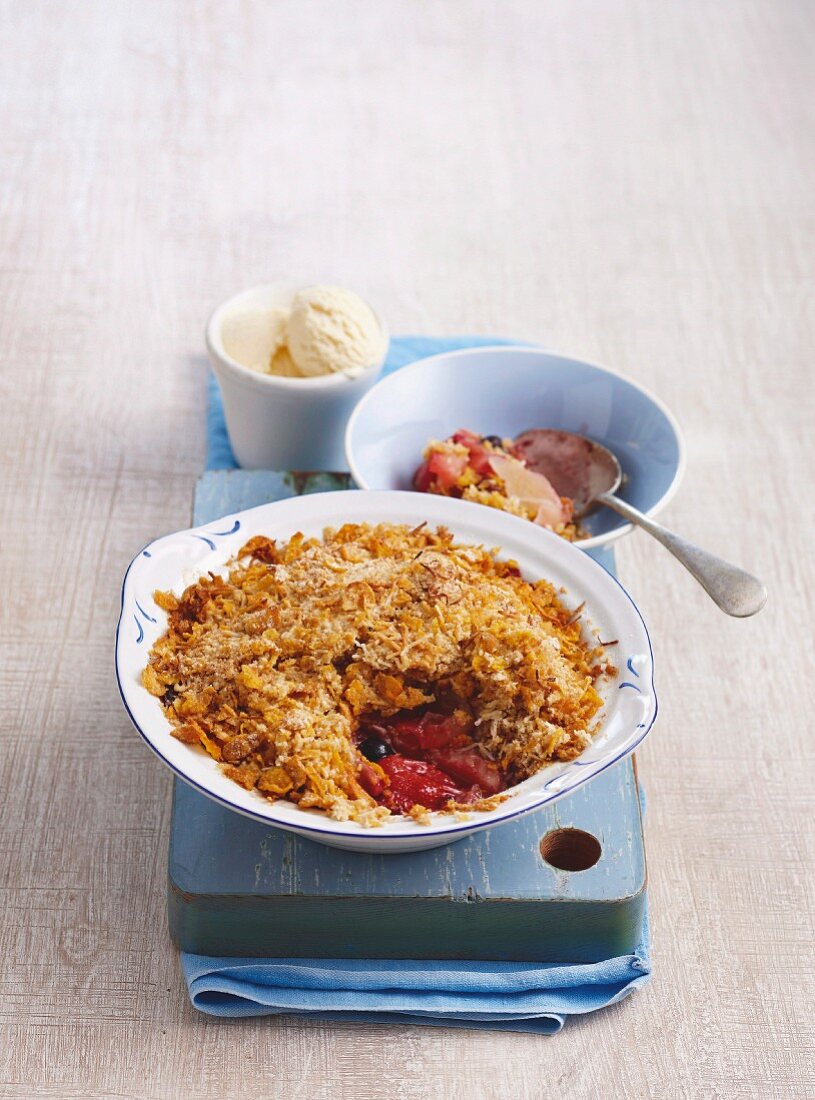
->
171, 762, 644, 902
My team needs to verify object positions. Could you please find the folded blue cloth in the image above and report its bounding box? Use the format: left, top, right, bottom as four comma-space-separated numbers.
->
182, 922, 650, 1033
195, 334, 651, 1032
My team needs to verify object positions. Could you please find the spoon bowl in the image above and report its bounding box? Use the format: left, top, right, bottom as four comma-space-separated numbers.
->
514, 429, 622, 516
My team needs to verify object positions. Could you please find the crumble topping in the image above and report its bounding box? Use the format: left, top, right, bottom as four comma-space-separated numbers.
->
142, 522, 609, 826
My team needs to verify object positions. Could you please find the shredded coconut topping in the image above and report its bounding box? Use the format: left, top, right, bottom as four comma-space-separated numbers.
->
142, 523, 610, 826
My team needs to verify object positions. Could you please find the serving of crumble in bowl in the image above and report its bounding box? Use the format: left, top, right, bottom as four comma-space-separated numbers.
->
345, 346, 685, 552
116, 491, 656, 852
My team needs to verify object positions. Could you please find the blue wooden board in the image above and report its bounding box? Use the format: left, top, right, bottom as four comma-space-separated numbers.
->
168, 470, 647, 962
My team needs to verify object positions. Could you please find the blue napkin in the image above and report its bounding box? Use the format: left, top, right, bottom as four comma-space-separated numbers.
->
182, 918, 650, 1034
194, 334, 651, 1033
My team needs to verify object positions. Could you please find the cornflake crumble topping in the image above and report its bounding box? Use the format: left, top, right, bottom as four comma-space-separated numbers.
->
142, 522, 612, 827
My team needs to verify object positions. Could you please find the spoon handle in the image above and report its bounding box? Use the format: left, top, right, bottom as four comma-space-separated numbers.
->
597, 493, 767, 617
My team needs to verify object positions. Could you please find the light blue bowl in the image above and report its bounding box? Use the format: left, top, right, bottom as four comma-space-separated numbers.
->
345, 346, 685, 551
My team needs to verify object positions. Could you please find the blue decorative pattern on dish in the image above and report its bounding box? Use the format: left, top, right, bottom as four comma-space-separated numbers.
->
192, 519, 242, 552
210, 519, 241, 536
543, 755, 600, 791
626, 657, 640, 678
137, 520, 243, 650
618, 681, 642, 692
135, 599, 157, 624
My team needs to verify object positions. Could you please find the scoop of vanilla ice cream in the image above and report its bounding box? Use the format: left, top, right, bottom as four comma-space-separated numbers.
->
221, 306, 290, 374
287, 286, 384, 377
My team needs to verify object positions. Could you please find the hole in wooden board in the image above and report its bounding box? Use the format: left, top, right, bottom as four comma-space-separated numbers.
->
539, 828, 602, 871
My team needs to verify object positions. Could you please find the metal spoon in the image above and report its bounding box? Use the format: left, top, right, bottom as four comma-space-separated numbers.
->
513, 429, 767, 617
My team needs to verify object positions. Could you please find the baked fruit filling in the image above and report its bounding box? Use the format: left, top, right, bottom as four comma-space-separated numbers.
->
355, 710, 507, 813
413, 429, 586, 541
141, 522, 610, 826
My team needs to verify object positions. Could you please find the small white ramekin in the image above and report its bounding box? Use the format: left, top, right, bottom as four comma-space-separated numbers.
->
205, 283, 388, 470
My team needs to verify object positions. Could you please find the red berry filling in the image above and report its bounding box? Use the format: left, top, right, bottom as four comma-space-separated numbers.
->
413, 429, 515, 495
356, 710, 507, 814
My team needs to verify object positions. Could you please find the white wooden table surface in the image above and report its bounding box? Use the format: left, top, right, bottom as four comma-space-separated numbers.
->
1, 2, 812, 1097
